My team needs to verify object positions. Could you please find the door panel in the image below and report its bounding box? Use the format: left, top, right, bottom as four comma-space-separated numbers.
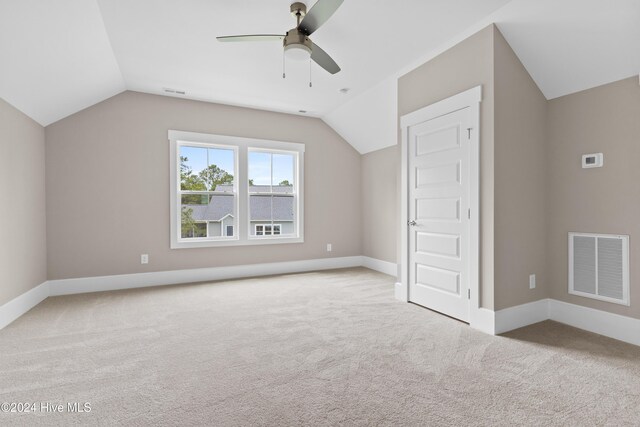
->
408, 108, 471, 322
416, 232, 460, 258
416, 162, 460, 187
416, 265, 460, 294
415, 125, 460, 155
415, 197, 460, 221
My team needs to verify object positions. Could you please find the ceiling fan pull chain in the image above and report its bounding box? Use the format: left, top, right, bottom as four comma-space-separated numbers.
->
283, 51, 286, 79
309, 58, 312, 87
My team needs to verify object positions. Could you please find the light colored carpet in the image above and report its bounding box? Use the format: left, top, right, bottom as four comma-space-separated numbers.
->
1, 267, 639, 426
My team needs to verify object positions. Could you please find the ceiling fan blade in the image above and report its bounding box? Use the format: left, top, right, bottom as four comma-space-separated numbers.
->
311, 42, 340, 74
217, 35, 284, 42
298, 0, 344, 36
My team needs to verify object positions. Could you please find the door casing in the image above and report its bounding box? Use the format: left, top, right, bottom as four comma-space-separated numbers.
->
398, 85, 493, 333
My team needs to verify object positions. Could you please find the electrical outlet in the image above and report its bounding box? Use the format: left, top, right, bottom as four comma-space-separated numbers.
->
141, 254, 149, 265
529, 274, 536, 289
326, 243, 332, 252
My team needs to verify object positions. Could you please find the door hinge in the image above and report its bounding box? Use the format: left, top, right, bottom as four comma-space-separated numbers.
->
467, 128, 472, 139
468, 289, 471, 299
468, 208, 471, 219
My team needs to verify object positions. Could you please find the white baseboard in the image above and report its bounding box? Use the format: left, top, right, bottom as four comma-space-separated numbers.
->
549, 299, 640, 347
470, 307, 496, 335
394, 282, 407, 302
361, 256, 397, 276
5, 260, 640, 348
495, 298, 640, 347
495, 299, 550, 334
0, 281, 49, 330
49, 256, 364, 296
1, 256, 368, 330
3, 256, 395, 330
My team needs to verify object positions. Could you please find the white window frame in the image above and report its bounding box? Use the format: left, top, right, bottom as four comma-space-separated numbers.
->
169, 130, 304, 249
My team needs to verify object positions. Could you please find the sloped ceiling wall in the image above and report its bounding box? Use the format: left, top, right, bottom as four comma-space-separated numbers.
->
0, 0, 637, 153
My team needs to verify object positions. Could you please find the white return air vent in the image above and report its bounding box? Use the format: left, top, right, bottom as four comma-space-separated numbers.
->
569, 233, 629, 306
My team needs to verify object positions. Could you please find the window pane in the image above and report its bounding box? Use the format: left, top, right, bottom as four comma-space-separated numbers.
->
273, 153, 294, 193
180, 145, 235, 191
249, 194, 271, 236
248, 151, 296, 238
180, 146, 207, 191
249, 194, 294, 236
181, 193, 235, 239
248, 152, 271, 187
181, 221, 207, 238
181, 194, 212, 205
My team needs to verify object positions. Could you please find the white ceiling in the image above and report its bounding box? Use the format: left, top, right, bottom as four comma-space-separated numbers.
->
326, 0, 640, 153
95, 0, 510, 117
0, 0, 124, 126
0, 0, 509, 125
496, 0, 640, 100
0, 0, 638, 154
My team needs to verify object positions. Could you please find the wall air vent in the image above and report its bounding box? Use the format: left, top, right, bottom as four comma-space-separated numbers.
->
569, 232, 629, 305
163, 88, 186, 95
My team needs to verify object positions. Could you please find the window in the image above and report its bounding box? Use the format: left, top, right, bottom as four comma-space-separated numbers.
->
255, 224, 282, 236
249, 150, 294, 239
169, 130, 304, 248
178, 144, 236, 241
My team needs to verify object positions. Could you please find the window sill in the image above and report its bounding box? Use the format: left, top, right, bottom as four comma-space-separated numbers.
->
171, 236, 304, 249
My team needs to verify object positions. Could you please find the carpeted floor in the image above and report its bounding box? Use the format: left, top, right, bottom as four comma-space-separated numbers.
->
1, 267, 639, 426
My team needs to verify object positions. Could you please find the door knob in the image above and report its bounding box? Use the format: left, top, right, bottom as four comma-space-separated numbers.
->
408, 220, 417, 226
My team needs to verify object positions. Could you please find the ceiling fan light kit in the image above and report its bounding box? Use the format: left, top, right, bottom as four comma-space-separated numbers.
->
283, 29, 312, 61
217, 0, 343, 78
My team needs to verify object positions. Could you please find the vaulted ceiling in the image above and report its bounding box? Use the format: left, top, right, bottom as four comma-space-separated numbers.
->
1, 0, 638, 154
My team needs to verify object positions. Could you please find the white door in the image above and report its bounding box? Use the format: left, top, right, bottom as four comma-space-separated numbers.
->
408, 107, 472, 322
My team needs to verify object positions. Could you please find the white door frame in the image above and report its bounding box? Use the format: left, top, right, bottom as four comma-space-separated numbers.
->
398, 86, 492, 333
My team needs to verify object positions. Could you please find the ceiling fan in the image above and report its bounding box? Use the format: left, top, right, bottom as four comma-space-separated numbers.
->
217, 0, 343, 75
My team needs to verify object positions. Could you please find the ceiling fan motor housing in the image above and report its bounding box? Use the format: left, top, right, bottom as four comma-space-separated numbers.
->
284, 28, 312, 57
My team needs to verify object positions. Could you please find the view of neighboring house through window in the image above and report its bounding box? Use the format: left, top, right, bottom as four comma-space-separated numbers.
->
179, 144, 236, 239
169, 130, 304, 248
248, 151, 295, 238
255, 224, 281, 236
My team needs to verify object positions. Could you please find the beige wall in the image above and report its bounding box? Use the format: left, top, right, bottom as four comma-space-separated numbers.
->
45, 91, 362, 280
547, 77, 640, 319
493, 29, 548, 310
7, 27, 637, 324
0, 98, 47, 305
398, 25, 496, 309
394, 25, 552, 311
394, 23, 639, 317
361, 145, 397, 263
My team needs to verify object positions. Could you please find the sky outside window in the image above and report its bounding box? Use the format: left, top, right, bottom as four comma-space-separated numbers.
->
248, 152, 294, 186
180, 146, 235, 177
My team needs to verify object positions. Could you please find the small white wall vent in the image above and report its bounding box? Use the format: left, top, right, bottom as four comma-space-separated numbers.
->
569, 232, 629, 305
